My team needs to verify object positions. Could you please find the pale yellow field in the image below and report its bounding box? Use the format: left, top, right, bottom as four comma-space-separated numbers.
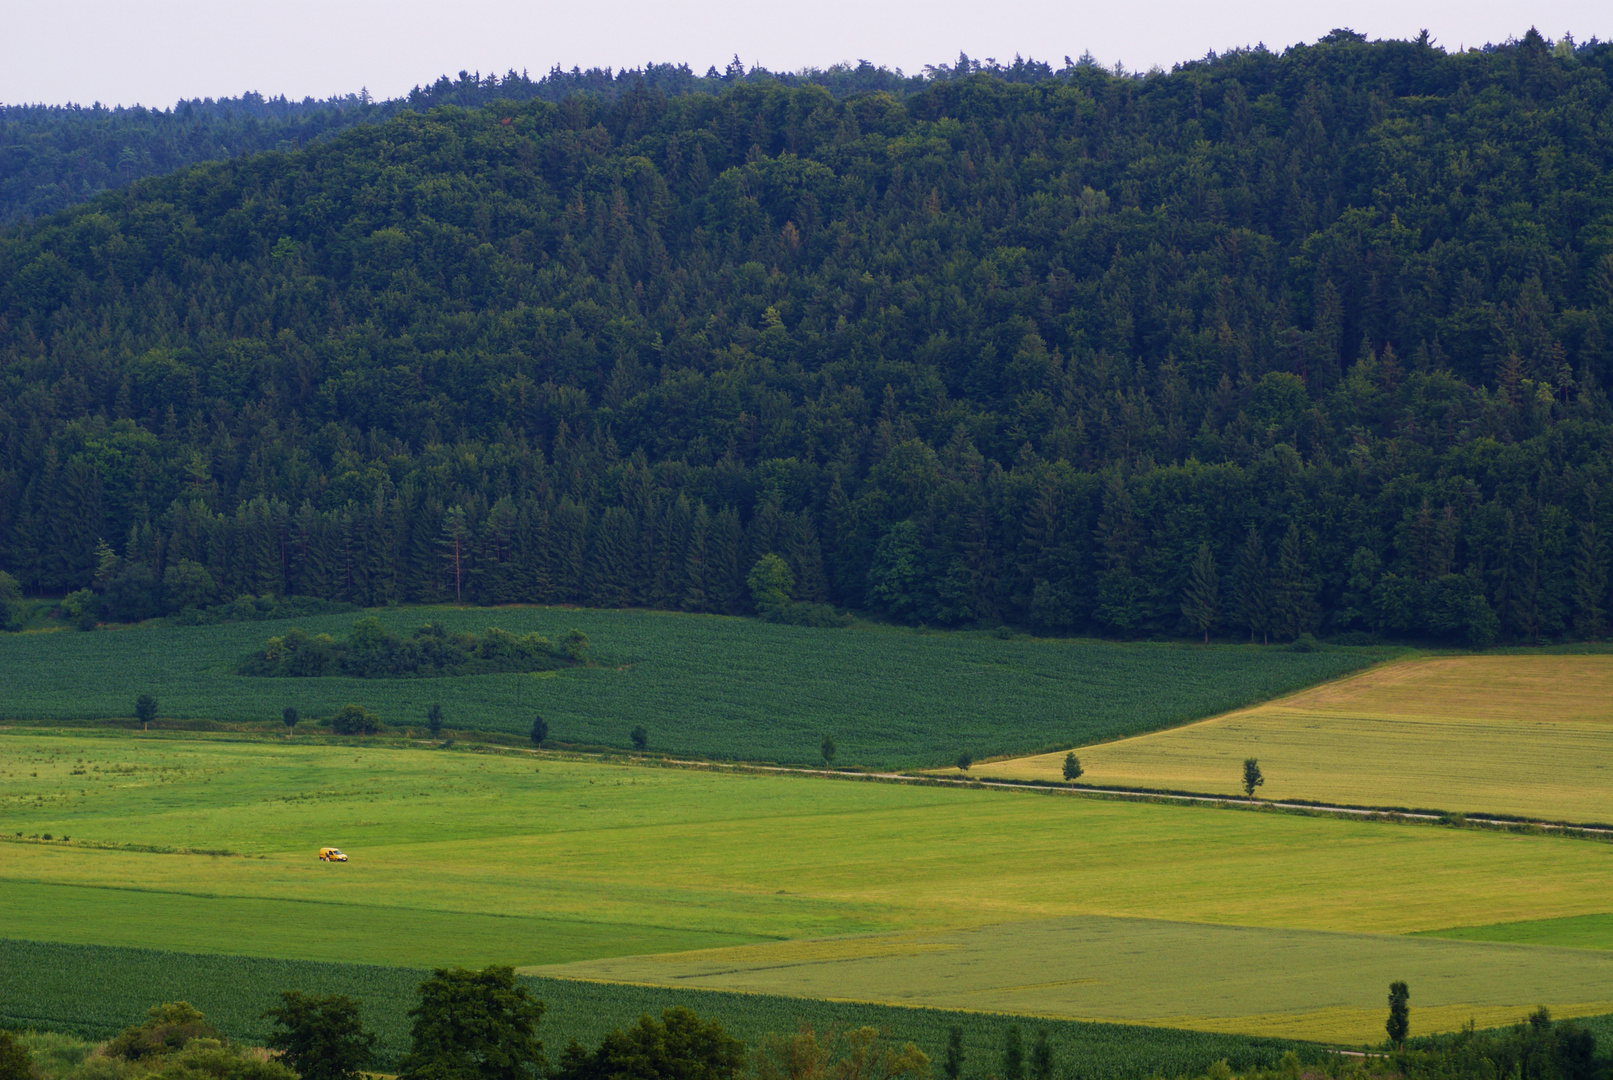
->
975, 655, 1613, 822
533, 916, 1613, 1044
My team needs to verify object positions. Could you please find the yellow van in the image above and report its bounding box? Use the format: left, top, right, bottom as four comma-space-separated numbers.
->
319, 847, 348, 862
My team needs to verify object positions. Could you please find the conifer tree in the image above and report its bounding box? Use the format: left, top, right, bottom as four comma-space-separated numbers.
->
1233, 527, 1270, 644
1181, 541, 1219, 643
1271, 523, 1318, 640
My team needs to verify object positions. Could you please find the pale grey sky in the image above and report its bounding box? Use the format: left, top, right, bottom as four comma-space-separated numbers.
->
3, 0, 1608, 107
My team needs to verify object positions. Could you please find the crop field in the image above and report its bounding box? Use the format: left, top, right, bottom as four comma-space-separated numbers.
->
4, 727, 1613, 1044
535, 916, 1613, 1044
0, 940, 1313, 1079
974, 655, 1613, 823
0, 604, 1388, 767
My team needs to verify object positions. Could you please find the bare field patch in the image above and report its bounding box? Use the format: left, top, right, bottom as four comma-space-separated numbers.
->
974, 655, 1613, 822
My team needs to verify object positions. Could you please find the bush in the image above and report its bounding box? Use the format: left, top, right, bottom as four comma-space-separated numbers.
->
107, 1002, 219, 1061
241, 619, 583, 679
328, 704, 385, 736
1289, 633, 1321, 653
761, 602, 852, 628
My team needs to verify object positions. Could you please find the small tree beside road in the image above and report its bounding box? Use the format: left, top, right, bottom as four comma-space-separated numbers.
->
1242, 757, 1264, 797
1063, 753, 1083, 782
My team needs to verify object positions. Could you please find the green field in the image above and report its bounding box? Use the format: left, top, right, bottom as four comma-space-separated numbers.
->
5, 727, 1613, 1045
1418, 913, 1613, 950
0, 605, 1388, 767
0, 939, 1313, 1079
537, 917, 1613, 1043
976, 655, 1613, 823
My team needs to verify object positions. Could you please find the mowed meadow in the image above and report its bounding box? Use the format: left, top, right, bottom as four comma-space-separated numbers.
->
0, 605, 1388, 767
976, 653, 1613, 823
5, 726, 1613, 1044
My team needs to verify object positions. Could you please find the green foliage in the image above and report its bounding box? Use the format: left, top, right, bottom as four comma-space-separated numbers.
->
955, 753, 972, 772
106, 1002, 219, 1060
328, 704, 385, 736
630, 726, 649, 751
821, 735, 836, 764
1062, 753, 1083, 782
134, 695, 157, 726
1387, 982, 1410, 1046
263, 991, 377, 1080
0, 604, 1386, 766
0, 571, 23, 633
1242, 758, 1264, 798
241, 620, 578, 679
5, 38, 1613, 647
530, 716, 548, 746
428, 704, 445, 737
397, 967, 546, 1080
558, 1008, 744, 1080
1398, 1009, 1601, 1080
281, 707, 298, 731
0, 1030, 29, 1080
747, 556, 795, 615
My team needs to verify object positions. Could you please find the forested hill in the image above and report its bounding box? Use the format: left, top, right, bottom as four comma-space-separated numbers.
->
0, 56, 1007, 225
3, 29, 1613, 646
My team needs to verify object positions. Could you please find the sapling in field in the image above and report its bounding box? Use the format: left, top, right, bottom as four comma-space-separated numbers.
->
283, 707, 298, 734
821, 735, 836, 764
530, 715, 548, 746
426, 703, 443, 738
1063, 753, 1083, 782
631, 725, 648, 751
135, 694, 157, 730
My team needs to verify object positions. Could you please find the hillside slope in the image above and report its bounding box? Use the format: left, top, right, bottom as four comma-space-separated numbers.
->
2, 30, 1612, 643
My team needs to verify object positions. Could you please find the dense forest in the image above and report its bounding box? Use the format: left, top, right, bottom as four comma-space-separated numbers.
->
2, 29, 1612, 645
0, 56, 1029, 225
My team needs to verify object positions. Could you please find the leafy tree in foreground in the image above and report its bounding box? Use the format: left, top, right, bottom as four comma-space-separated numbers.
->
1181, 542, 1220, 644
956, 753, 972, 772
397, 966, 546, 1080
1242, 758, 1264, 798
821, 735, 836, 764
0, 1031, 30, 1080
753, 1025, 927, 1080
558, 1007, 743, 1080
107, 1001, 218, 1060
530, 716, 548, 746
135, 693, 158, 729
1386, 981, 1409, 1046
631, 725, 649, 751
1062, 753, 1083, 782
263, 991, 378, 1080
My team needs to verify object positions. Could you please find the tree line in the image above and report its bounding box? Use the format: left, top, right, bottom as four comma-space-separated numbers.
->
2, 31, 1613, 643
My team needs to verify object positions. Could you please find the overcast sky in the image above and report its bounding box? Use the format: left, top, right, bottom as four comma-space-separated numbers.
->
2, 0, 1608, 108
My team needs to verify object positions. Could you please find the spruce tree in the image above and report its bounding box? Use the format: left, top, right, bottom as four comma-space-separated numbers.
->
1181, 541, 1219, 643
1233, 528, 1270, 644
943, 1026, 964, 1080
1030, 1029, 1053, 1080
1271, 523, 1318, 641
1001, 1024, 1025, 1080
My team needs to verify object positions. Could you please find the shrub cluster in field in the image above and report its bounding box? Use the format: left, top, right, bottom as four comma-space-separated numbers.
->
238, 618, 591, 679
